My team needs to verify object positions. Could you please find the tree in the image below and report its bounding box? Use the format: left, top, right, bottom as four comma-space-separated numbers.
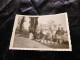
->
47, 20, 57, 34
18, 16, 25, 33
29, 17, 38, 39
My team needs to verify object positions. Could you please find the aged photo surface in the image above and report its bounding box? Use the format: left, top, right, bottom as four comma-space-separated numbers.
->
9, 13, 72, 51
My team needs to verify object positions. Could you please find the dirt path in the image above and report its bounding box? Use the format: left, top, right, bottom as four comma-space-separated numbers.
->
13, 35, 50, 48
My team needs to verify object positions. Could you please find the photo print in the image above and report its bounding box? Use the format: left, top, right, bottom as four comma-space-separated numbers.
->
9, 13, 72, 51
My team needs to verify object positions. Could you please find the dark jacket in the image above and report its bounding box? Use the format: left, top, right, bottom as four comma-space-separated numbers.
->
0, 0, 80, 60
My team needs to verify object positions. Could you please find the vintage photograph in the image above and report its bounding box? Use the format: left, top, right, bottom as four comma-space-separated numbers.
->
9, 13, 72, 51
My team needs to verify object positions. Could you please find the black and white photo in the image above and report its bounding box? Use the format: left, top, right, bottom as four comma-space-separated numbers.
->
9, 13, 72, 51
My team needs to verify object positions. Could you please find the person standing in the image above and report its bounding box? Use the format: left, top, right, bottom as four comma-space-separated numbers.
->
55, 27, 62, 44
60, 27, 65, 43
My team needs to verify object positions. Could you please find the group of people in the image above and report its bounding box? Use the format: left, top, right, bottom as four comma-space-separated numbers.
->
28, 18, 67, 44
54, 27, 67, 44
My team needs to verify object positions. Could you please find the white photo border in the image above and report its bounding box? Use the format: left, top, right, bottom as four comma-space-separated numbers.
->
9, 12, 72, 51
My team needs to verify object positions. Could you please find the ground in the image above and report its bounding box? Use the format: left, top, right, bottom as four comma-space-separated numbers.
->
13, 34, 50, 48
13, 34, 69, 49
